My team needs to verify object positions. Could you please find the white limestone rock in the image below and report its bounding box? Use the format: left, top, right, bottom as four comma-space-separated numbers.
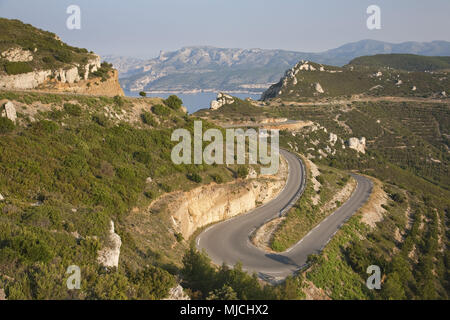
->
315, 83, 324, 94
1, 101, 17, 123
348, 137, 366, 154
164, 285, 190, 300
97, 221, 122, 268
210, 92, 234, 110
55, 67, 80, 84
1, 47, 33, 62
329, 133, 338, 145
0, 193, 4, 201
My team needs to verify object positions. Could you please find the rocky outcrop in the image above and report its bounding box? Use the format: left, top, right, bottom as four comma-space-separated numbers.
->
97, 221, 122, 268
1, 47, 33, 62
348, 137, 366, 154
261, 60, 332, 100
1, 101, 17, 123
210, 92, 235, 110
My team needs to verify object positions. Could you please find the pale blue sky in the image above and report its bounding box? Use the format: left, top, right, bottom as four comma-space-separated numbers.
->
1, 0, 449, 58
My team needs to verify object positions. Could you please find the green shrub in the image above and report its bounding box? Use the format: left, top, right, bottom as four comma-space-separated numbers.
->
54, 50, 73, 63
63, 103, 82, 116
237, 166, 248, 179
113, 95, 124, 107
211, 173, 223, 184
133, 151, 152, 165
92, 114, 110, 127
140, 111, 157, 126
90, 62, 113, 81
164, 95, 182, 110
174, 232, 184, 243
139, 91, 147, 97
187, 172, 202, 183
0, 117, 15, 134
42, 56, 53, 64
33, 120, 58, 134
152, 104, 170, 116
4, 61, 33, 75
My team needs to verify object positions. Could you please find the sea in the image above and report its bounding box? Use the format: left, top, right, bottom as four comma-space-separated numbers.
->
124, 91, 262, 114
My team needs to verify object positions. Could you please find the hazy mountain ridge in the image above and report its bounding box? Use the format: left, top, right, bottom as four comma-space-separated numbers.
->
104, 40, 450, 93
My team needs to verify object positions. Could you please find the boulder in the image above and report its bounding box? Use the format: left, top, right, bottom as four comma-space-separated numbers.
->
1, 101, 17, 123
0, 193, 4, 201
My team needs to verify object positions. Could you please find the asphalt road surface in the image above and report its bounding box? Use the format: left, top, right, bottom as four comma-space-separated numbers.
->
196, 149, 373, 279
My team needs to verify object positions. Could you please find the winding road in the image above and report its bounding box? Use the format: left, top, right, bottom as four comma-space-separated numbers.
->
196, 149, 373, 280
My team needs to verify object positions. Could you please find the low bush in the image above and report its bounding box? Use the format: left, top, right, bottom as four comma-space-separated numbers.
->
0, 117, 15, 134
4, 61, 32, 75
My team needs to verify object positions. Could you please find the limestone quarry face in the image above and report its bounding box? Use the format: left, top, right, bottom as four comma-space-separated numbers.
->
97, 221, 122, 268
1, 47, 33, 62
348, 137, 366, 154
210, 92, 234, 110
1, 101, 17, 123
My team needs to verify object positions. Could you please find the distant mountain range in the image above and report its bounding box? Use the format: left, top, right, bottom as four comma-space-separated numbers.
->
103, 40, 450, 94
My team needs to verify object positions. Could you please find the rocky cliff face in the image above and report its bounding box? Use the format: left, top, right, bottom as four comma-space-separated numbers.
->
0, 54, 101, 90
39, 69, 124, 97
